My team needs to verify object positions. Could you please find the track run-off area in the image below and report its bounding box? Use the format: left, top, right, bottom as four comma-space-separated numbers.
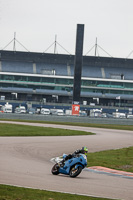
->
0, 120, 133, 200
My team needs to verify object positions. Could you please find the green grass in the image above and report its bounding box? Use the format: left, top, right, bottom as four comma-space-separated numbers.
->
0, 120, 130, 199
0, 122, 133, 173
87, 146, 133, 173
0, 123, 94, 136
1, 118, 133, 131
0, 185, 117, 200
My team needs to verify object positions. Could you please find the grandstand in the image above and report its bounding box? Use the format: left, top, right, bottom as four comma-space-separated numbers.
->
0, 50, 133, 107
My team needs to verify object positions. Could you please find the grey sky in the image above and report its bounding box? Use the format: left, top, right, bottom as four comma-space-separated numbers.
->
0, 0, 133, 58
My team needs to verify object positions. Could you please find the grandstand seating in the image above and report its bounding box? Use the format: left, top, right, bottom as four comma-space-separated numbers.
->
2, 60, 133, 80
36, 63, 68, 76
104, 67, 133, 80
1, 50, 133, 103
81, 91, 102, 97
82, 65, 102, 78
2, 61, 33, 74
1, 87, 33, 93
36, 89, 68, 95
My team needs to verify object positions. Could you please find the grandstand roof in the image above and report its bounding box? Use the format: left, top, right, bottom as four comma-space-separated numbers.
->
1, 50, 133, 69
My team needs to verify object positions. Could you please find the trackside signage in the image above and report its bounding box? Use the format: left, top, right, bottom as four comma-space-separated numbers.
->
72, 104, 80, 115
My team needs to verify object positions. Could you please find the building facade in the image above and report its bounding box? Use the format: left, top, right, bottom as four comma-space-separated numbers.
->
0, 50, 133, 107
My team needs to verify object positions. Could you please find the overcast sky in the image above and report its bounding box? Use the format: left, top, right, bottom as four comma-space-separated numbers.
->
0, 0, 133, 58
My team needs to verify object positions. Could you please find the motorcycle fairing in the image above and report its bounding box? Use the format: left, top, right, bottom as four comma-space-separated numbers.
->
58, 154, 87, 175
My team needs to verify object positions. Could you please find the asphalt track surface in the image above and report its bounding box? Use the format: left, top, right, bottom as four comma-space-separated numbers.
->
0, 121, 133, 200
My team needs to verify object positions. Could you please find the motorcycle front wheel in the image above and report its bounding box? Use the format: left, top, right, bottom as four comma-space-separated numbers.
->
51, 163, 60, 175
69, 166, 82, 178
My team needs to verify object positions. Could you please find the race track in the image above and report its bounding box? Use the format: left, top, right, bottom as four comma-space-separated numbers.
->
0, 121, 133, 200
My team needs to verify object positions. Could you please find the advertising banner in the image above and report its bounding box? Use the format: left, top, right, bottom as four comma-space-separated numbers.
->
72, 104, 80, 115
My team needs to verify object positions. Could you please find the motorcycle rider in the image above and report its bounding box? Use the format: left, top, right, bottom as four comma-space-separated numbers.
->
60, 146, 88, 166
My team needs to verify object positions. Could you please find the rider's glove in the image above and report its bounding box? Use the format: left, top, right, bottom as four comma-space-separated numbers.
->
74, 149, 80, 154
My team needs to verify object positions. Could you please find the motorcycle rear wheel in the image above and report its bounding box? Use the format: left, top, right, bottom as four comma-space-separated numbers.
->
69, 166, 82, 178
51, 163, 60, 175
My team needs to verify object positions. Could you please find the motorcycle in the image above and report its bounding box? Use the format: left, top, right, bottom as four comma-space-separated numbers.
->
51, 153, 87, 178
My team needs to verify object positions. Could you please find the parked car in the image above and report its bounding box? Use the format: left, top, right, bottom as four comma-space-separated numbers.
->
41, 108, 50, 115
1, 102, 12, 113
127, 114, 133, 119
28, 108, 36, 114
15, 106, 26, 114
50, 109, 64, 115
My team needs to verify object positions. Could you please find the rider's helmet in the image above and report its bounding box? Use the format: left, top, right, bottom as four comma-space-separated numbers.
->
81, 146, 88, 155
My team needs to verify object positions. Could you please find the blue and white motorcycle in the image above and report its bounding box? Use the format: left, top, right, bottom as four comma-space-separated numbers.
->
51, 153, 87, 178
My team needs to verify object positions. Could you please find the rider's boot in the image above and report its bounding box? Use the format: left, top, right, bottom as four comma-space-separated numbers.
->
59, 159, 65, 167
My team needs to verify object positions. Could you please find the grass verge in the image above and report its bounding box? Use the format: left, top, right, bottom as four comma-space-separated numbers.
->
0, 123, 94, 136
0, 185, 117, 200
87, 146, 133, 173
1, 118, 133, 131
